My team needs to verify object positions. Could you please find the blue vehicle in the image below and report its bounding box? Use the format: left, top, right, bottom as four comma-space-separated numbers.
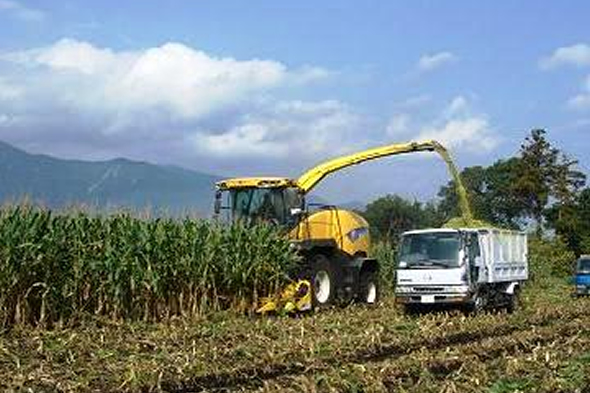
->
575, 256, 590, 296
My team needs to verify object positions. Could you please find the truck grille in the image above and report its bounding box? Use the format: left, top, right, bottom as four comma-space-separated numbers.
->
413, 287, 444, 292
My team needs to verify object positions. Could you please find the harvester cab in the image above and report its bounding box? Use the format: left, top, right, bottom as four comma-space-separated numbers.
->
214, 140, 473, 313
215, 178, 303, 227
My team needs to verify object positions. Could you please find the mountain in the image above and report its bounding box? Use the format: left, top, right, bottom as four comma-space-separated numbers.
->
307, 195, 367, 211
0, 140, 221, 215
339, 200, 366, 212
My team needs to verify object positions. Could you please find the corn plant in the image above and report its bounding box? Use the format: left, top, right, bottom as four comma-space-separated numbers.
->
0, 205, 298, 326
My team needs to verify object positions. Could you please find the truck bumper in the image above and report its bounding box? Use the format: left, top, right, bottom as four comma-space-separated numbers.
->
395, 285, 471, 305
395, 294, 471, 304
575, 285, 589, 296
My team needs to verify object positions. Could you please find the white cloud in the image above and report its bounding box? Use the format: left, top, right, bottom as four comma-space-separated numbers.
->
34, 38, 119, 75
0, 38, 355, 173
416, 97, 497, 152
566, 75, 590, 111
442, 95, 469, 118
416, 51, 457, 73
0, 38, 494, 187
0, 77, 22, 99
418, 117, 496, 152
193, 123, 289, 158
567, 94, 590, 111
540, 43, 590, 70
0, 0, 44, 21
1, 39, 298, 120
385, 96, 498, 153
113, 43, 287, 119
386, 114, 410, 136
288, 65, 333, 85
192, 100, 364, 159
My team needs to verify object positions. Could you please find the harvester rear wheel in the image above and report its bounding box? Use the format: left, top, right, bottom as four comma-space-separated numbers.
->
358, 271, 379, 305
311, 255, 337, 307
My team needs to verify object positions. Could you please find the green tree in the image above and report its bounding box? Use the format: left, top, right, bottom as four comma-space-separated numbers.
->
437, 158, 526, 229
362, 195, 443, 242
546, 187, 590, 255
515, 129, 585, 233
577, 188, 590, 254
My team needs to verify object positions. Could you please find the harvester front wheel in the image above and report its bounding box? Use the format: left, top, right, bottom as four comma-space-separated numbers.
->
311, 255, 337, 307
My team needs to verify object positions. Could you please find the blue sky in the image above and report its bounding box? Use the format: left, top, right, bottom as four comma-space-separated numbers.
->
1, 1, 590, 203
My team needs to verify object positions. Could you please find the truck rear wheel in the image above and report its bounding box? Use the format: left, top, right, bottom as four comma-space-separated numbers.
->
506, 288, 520, 314
311, 255, 337, 307
358, 270, 379, 305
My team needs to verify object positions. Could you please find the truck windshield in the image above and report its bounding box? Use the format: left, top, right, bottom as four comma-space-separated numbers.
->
399, 232, 461, 268
578, 258, 590, 273
230, 187, 303, 226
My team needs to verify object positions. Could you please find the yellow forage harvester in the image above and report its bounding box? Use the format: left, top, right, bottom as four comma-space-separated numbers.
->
257, 279, 312, 314
214, 139, 474, 313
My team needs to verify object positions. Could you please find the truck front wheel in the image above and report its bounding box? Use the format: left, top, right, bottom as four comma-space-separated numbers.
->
466, 292, 486, 315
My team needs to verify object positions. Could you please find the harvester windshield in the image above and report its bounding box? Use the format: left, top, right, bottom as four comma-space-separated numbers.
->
219, 186, 303, 226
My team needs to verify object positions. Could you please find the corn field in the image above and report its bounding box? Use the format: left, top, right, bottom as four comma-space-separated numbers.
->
0, 206, 298, 326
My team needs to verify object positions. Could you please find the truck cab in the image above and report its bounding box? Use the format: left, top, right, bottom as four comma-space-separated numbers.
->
575, 255, 590, 296
395, 228, 528, 313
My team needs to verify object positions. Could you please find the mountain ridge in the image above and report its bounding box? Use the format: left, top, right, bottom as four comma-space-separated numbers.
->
0, 140, 221, 215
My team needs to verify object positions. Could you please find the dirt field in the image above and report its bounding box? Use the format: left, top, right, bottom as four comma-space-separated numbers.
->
1, 276, 588, 393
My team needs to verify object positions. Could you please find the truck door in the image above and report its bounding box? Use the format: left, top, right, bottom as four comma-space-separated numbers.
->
468, 233, 481, 284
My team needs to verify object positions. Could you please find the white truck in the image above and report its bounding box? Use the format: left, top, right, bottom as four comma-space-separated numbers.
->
395, 228, 528, 313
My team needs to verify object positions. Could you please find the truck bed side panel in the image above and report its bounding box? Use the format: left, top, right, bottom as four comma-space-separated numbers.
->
481, 229, 528, 283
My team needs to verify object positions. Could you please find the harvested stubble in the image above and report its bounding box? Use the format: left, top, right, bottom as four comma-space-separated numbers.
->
1, 279, 588, 393
0, 206, 298, 325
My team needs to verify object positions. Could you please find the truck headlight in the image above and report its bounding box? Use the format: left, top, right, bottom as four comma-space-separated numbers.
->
450, 285, 470, 294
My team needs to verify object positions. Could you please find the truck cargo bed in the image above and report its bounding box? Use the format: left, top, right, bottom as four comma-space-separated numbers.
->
477, 229, 528, 283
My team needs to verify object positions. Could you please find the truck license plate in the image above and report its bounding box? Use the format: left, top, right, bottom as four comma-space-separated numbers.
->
422, 295, 435, 303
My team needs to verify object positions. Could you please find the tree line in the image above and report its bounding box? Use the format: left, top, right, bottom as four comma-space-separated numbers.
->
361, 129, 590, 255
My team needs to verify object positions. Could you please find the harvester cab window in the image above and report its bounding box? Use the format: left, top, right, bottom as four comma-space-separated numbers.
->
250, 189, 285, 224
229, 187, 302, 226
232, 190, 253, 222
